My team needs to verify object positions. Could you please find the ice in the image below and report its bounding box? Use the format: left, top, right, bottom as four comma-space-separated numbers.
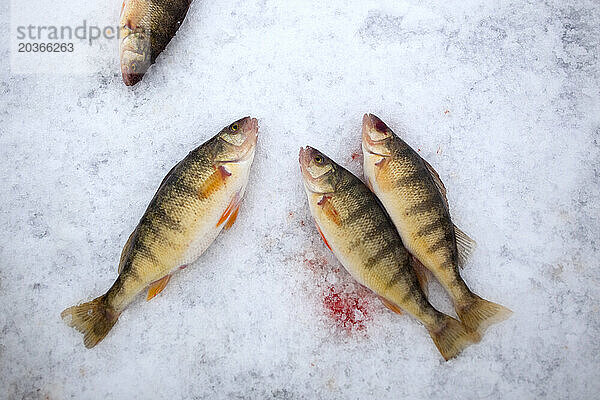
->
1, 0, 599, 399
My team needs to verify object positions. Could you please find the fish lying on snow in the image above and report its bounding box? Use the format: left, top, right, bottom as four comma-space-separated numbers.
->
119, 0, 193, 86
299, 146, 479, 360
62, 117, 259, 348
362, 114, 511, 336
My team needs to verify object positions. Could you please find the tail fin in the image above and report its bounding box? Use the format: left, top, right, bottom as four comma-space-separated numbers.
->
457, 295, 512, 336
428, 316, 480, 361
61, 295, 119, 348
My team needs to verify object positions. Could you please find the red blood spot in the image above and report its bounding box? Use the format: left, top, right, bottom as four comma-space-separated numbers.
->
302, 255, 374, 335
323, 285, 371, 332
444, 109, 450, 115
351, 152, 361, 161
418, 148, 421, 152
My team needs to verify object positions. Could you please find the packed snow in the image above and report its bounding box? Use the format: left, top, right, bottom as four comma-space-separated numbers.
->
1, 0, 599, 399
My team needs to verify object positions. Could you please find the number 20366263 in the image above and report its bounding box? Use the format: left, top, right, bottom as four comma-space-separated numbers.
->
18, 42, 74, 52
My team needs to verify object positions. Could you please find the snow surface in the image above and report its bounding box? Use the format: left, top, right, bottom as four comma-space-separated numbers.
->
1, 0, 600, 399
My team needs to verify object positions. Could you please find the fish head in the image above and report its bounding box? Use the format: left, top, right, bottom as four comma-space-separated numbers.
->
362, 114, 393, 156
299, 146, 339, 194
215, 117, 259, 162
120, 29, 151, 86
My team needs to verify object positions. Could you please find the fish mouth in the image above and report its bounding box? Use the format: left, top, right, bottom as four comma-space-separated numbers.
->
362, 113, 392, 156
298, 146, 315, 171
239, 116, 259, 148
119, 32, 151, 86
122, 71, 144, 86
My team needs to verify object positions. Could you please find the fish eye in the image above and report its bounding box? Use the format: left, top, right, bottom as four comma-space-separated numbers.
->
314, 155, 323, 163
131, 63, 137, 72
230, 123, 239, 132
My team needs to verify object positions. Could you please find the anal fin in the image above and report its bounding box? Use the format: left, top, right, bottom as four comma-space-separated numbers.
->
147, 275, 172, 301
380, 297, 403, 315
411, 256, 432, 297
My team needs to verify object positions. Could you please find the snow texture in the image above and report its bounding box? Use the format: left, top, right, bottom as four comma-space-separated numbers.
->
1, 0, 600, 399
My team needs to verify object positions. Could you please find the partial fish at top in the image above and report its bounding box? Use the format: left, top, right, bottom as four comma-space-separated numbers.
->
119, 0, 193, 86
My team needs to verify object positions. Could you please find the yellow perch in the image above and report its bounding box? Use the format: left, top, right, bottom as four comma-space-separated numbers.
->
362, 114, 511, 336
62, 117, 259, 348
300, 146, 479, 360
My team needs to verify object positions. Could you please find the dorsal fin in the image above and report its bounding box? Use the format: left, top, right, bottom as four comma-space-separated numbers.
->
420, 157, 477, 267
454, 224, 477, 268
421, 158, 448, 209
118, 230, 136, 274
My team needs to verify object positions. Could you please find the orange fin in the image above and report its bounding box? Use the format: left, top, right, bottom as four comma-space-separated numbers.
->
374, 157, 393, 190
411, 256, 432, 297
218, 192, 240, 227
224, 205, 240, 230
380, 297, 403, 315
200, 166, 231, 199
317, 195, 341, 225
147, 275, 172, 301
315, 222, 332, 252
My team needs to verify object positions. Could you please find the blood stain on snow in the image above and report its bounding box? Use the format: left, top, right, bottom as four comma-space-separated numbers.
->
302, 256, 374, 334
323, 285, 371, 332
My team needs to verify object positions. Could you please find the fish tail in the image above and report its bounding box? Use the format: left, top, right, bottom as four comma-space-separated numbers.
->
457, 294, 512, 336
428, 316, 480, 361
61, 295, 119, 348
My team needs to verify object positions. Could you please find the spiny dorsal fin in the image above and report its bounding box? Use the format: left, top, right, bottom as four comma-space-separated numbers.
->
422, 158, 448, 209
454, 224, 477, 268
118, 230, 136, 274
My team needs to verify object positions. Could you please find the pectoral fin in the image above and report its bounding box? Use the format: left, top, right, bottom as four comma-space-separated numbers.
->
147, 275, 172, 301
374, 157, 393, 190
318, 196, 341, 225
200, 165, 231, 200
